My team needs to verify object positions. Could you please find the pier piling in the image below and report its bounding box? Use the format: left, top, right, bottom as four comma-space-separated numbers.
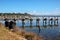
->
22, 19, 25, 28
36, 18, 40, 27
30, 19, 33, 27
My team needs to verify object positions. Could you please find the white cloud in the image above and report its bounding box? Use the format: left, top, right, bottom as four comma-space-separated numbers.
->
28, 8, 60, 15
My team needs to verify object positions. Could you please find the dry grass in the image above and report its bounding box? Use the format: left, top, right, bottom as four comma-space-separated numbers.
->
12, 26, 44, 40
0, 23, 27, 40
0, 23, 44, 40
56, 36, 60, 40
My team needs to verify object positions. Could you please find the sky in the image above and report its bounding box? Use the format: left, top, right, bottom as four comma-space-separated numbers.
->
0, 0, 60, 15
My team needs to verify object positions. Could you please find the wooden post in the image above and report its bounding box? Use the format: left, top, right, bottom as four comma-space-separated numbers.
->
22, 19, 25, 28
54, 17, 56, 25
30, 19, 33, 27
55, 17, 58, 25
56, 17, 58, 24
54, 20, 56, 25
43, 18, 47, 26
13, 18, 16, 27
50, 18, 53, 25
36, 18, 40, 27
48, 20, 50, 25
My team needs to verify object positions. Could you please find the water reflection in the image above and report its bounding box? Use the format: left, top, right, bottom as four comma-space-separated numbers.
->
21, 23, 59, 32
37, 26, 40, 33
21, 22, 59, 27
20, 23, 59, 40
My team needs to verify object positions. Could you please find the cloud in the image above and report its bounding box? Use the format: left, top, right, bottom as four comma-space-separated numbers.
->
50, 8, 60, 15
28, 8, 60, 15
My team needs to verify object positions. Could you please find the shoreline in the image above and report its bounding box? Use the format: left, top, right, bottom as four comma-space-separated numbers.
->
0, 23, 44, 40
0, 23, 27, 40
12, 26, 45, 40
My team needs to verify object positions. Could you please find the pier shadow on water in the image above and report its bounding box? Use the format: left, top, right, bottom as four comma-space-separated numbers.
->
20, 21, 59, 40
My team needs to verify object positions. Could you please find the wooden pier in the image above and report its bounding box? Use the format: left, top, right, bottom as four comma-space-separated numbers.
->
0, 14, 60, 27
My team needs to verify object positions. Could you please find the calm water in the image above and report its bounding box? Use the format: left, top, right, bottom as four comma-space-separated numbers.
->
1, 20, 60, 40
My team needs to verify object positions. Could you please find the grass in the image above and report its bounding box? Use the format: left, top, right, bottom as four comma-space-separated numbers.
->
0, 23, 26, 40
0, 23, 44, 40
12, 27, 44, 40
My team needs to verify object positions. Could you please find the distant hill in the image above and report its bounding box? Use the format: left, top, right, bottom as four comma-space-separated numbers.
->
0, 13, 31, 16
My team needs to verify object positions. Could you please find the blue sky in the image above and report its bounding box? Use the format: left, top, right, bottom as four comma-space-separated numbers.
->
0, 0, 60, 15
